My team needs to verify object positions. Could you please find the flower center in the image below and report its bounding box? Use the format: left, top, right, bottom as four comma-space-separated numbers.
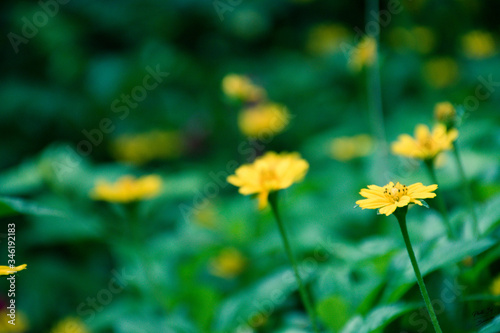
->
383, 183, 408, 202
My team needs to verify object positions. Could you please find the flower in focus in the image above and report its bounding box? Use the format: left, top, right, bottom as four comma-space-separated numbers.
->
51, 317, 90, 333
222, 74, 266, 103
329, 134, 374, 161
356, 182, 437, 216
209, 248, 247, 279
307, 23, 350, 56
238, 103, 290, 138
349, 36, 377, 71
227, 152, 309, 209
0, 264, 27, 275
91, 175, 162, 203
434, 101, 457, 125
423, 57, 459, 89
461, 30, 496, 59
111, 130, 183, 165
0, 310, 28, 332
391, 124, 458, 160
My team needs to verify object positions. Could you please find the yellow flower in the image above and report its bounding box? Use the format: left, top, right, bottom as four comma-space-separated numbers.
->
491, 275, 500, 296
51, 317, 89, 333
0, 310, 28, 332
111, 130, 183, 165
90, 175, 162, 203
391, 124, 458, 160
329, 134, 374, 161
356, 182, 437, 216
227, 152, 309, 209
349, 36, 377, 71
238, 103, 290, 138
307, 23, 350, 56
423, 57, 459, 89
0, 264, 27, 275
222, 74, 266, 103
434, 101, 456, 124
461, 30, 496, 59
209, 248, 247, 279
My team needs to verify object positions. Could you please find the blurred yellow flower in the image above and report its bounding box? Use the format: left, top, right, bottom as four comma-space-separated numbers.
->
227, 152, 309, 209
329, 134, 374, 161
238, 103, 290, 138
307, 23, 350, 55
491, 275, 500, 296
51, 317, 89, 333
91, 175, 162, 203
209, 247, 247, 278
461, 30, 496, 59
391, 124, 458, 160
193, 200, 218, 229
111, 130, 183, 165
434, 101, 456, 124
0, 310, 28, 332
423, 57, 459, 89
0, 264, 27, 275
222, 74, 266, 103
349, 36, 377, 71
356, 182, 437, 216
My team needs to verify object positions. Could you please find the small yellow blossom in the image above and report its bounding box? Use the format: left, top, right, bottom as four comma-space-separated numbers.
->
222, 74, 266, 103
329, 134, 374, 161
0, 264, 27, 275
434, 102, 456, 124
307, 23, 350, 55
51, 317, 90, 333
111, 130, 183, 165
423, 57, 459, 89
238, 103, 290, 138
391, 124, 458, 160
227, 152, 309, 209
461, 30, 496, 59
349, 36, 377, 71
91, 175, 162, 203
0, 310, 28, 332
356, 182, 437, 216
209, 247, 247, 278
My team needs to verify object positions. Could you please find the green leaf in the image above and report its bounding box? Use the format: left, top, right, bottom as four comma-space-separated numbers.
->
340, 303, 420, 333
478, 314, 500, 333
317, 295, 351, 331
0, 196, 65, 218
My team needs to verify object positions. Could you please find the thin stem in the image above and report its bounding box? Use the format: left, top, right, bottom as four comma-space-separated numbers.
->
366, 0, 388, 162
395, 209, 443, 333
268, 192, 319, 333
424, 160, 455, 239
452, 143, 479, 238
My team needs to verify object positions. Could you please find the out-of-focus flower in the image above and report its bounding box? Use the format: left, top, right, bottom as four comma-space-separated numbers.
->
50, 317, 90, 333
423, 57, 459, 89
461, 30, 496, 59
227, 152, 309, 209
349, 36, 377, 71
356, 182, 437, 216
91, 175, 162, 203
238, 103, 290, 138
391, 124, 458, 160
307, 23, 350, 56
491, 274, 500, 296
0, 264, 26, 275
389, 26, 435, 54
0, 310, 28, 332
193, 200, 218, 229
434, 101, 457, 125
111, 130, 183, 165
222, 74, 266, 103
329, 134, 374, 161
209, 248, 247, 278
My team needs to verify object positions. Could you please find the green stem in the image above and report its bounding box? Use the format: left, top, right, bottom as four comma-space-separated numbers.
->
268, 192, 319, 333
394, 208, 443, 333
452, 143, 479, 238
424, 160, 455, 239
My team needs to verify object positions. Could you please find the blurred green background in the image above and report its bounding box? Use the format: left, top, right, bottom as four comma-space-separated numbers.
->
1, 0, 500, 332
